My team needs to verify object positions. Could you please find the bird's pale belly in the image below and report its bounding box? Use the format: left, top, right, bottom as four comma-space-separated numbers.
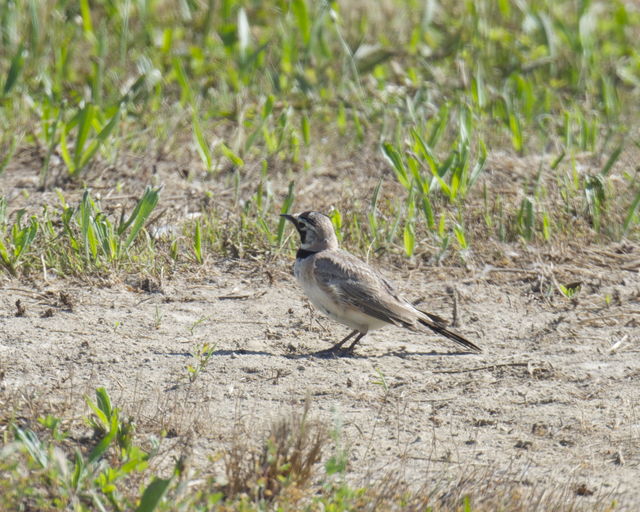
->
295, 271, 388, 333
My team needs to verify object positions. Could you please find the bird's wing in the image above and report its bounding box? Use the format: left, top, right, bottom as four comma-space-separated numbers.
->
313, 251, 416, 327
313, 250, 482, 353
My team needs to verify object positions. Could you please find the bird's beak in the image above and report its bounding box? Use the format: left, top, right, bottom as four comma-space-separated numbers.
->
280, 213, 298, 228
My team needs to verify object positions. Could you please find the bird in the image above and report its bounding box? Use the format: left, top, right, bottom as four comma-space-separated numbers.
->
281, 211, 481, 355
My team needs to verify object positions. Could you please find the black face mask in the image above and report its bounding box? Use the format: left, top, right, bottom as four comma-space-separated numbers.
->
298, 226, 308, 244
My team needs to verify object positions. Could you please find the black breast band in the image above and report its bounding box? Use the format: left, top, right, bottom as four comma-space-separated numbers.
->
296, 249, 317, 260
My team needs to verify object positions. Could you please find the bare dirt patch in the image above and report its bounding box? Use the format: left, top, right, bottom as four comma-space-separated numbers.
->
1, 244, 639, 509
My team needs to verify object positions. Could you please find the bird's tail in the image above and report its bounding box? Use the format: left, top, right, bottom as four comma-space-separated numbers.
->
417, 313, 481, 353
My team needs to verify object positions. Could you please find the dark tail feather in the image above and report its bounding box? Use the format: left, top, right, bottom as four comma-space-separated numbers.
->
420, 310, 449, 326
418, 317, 482, 353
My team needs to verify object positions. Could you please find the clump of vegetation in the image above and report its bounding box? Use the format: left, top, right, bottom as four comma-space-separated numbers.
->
0, 0, 638, 278
0, 388, 383, 511
2, 388, 612, 511
224, 399, 325, 501
0, 186, 160, 277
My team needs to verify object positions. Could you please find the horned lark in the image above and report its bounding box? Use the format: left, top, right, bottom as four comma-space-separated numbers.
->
282, 211, 481, 355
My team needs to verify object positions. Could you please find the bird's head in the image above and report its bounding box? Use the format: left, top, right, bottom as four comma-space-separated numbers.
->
281, 211, 339, 252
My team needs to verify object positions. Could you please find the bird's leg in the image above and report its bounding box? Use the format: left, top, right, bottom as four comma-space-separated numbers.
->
345, 332, 366, 352
328, 329, 359, 351
314, 330, 365, 357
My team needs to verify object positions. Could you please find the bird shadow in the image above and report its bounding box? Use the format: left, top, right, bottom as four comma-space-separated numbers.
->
375, 349, 478, 359
153, 351, 192, 357
285, 348, 477, 360
208, 348, 277, 357
158, 348, 478, 360
205, 349, 475, 360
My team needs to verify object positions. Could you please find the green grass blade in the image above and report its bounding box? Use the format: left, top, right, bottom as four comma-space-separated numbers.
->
14, 427, 48, 468
74, 104, 95, 169
421, 194, 435, 230
194, 220, 203, 264
123, 187, 161, 250
508, 111, 523, 153
277, 181, 296, 245
59, 125, 75, 174
88, 411, 119, 464
2, 44, 25, 97
172, 57, 192, 104
291, 0, 311, 45
79, 0, 94, 36
330, 209, 343, 240
71, 450, 86, 490
468, 140, 487, 190
193, 112, 212, 171
599, 145, 623, 176
623, 188, 640, 235
85, 392, 109, 428
135, 477, 173, 512
0, 134, 20, 175
301, 114, 310, 145
454, 224, 468, 249
0, 237, 16, 275
410, 127, 431, 161
403, 221, 415, 257
219, 142, 244, 167
381, 142, 409, 189
428, 103, 450, 147
94, 214, 116, 260
79, 191, 99, 261
12, 216, 38, 261
95, 387, 114, 419
78, 106, 121, 171
28, 0, 40, 53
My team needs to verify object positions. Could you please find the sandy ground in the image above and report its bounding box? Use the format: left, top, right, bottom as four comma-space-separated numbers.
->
1, 244, 639, 509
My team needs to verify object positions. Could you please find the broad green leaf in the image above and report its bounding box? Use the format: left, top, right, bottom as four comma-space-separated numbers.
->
79, 0, 94, 35
77, 106, 121, 172
508, 112, 522, 153
13, 216, 38, 260
88, 411, 119, 464
122, 187, 161, 250
421, 195, 435, 230
292, 0, 311, 45
0, 237, 12, 268
2, 45, 25, 97
403, 222, 415, 257
381, 142, 409, 189
136, 477, 173, 512
454, 224, 468, 249
219, 142, 244, 167
301, 115, 310, 145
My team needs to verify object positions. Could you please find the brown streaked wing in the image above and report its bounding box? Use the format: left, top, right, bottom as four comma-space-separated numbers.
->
313, 250, 417, 327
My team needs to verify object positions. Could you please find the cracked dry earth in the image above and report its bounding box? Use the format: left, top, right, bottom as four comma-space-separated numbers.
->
1, 245, 639, 510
